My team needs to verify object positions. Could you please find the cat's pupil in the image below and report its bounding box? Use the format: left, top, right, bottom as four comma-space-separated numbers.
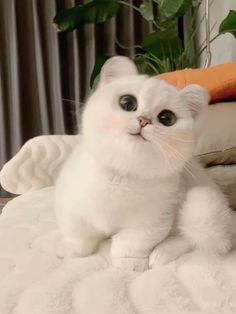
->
119, 95, 137, 112
157, 110, 177, 126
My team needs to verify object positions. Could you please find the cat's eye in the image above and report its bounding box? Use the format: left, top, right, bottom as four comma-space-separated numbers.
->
119, 95, 137, 112
157, 110, 177, 126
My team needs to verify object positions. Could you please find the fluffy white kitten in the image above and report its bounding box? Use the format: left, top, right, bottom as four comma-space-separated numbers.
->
55, 56, 232, 271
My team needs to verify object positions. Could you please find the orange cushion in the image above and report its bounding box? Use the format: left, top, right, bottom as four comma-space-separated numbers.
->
157, 62, 236, 103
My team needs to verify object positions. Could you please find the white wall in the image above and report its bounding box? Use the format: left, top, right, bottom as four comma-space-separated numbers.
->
197, 0, 236, 66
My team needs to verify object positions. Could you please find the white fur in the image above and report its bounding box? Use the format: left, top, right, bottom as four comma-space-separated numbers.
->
55, 56, 232, 271
180, 186, 232, 254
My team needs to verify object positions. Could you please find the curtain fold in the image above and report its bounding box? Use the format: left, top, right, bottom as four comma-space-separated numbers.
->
0, 0, 22, 157
0, 0, 148, 196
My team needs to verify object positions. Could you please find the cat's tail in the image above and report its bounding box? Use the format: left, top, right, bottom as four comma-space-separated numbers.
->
179, 186, 232, 255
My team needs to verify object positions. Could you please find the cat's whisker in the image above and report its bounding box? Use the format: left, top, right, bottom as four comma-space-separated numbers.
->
158, 132, 194, 143
161, 146, 181, 173
155, 141, 173, 173
159, 140, 185, 177
157, 138, 199, 183
147, 133, 172, 172
162, 143, 196, 179
168, 149, 197, 182
162, 149, 186, 179
62, 98, 85, 106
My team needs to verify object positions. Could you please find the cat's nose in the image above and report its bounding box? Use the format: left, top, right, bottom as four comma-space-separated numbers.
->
138, 116, 152, 127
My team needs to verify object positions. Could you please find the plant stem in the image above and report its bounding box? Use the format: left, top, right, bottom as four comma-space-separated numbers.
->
197, 32, 220, 57
197, 20, 217, 52
185, 11, 206, 51
153, 21, 160, 29
118, 1, 158, 35
115, 38, 142, 50
118, 1, 140, 13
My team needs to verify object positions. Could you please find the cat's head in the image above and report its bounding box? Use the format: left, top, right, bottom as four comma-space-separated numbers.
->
82, 56, 209, 179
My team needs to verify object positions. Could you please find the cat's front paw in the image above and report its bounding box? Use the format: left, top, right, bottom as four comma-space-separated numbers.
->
149, 237, 193, 267
149, 245, 175, 267
112, 257, 149, 272
57, 237, 98, 258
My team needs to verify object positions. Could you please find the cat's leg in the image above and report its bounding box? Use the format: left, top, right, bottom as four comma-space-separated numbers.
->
111, 226, 170, 272
179, 186, 232, 255
150, 186, 232, 267
149, 235, 193, 267
57, 217, 104, 258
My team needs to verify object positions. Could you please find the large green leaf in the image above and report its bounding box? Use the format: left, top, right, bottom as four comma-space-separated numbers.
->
157, 19, 178, 31
139, 3, 154, 21
54, 5, 82, 32
219, 10, 236, 38
54, 0, 120, 32
154, 0, 193, 18
142, 29, 183, 60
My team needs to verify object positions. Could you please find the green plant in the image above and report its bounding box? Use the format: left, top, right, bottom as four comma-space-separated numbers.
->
54, 1, 236, 87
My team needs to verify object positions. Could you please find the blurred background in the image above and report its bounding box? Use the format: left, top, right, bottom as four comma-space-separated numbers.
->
0, 1, 153, 173
0, 0, 236, 196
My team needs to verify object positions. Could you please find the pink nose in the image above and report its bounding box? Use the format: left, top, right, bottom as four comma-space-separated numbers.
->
138, 116, 152, 127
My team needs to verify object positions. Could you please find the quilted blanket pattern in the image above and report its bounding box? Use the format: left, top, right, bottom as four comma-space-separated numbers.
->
0, 187, 236, 314
0, 136, 78, 195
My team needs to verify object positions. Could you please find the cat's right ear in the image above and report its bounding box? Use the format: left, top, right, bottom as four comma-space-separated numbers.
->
99, 56, 138, 87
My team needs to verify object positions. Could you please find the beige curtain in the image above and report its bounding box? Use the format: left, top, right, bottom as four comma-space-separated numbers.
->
0, 0, 148, 196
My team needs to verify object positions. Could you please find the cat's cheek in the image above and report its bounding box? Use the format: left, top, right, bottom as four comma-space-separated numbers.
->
95, 114, 127, 134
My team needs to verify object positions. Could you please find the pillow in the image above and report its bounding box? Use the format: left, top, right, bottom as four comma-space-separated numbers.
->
198, 146, 236, 167
195, 101, 236, 166
157, 62, 236, 103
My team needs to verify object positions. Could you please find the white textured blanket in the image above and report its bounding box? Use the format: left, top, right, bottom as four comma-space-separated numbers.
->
1, 134, 236, 314
0, 187, 236, 314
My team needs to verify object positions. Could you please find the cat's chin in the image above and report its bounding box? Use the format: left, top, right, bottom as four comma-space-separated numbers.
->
84, 133, 187, 179
96, 149, 182, 180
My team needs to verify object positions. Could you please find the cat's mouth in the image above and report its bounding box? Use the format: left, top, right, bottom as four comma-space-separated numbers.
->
129, 132, 147, 141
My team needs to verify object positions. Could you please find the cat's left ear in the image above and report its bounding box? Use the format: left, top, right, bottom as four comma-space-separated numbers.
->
180, 84, 209, 118
99, 56, 138, 86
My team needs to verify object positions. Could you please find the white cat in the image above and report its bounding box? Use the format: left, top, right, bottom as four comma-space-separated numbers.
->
55, 56, 232, 271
